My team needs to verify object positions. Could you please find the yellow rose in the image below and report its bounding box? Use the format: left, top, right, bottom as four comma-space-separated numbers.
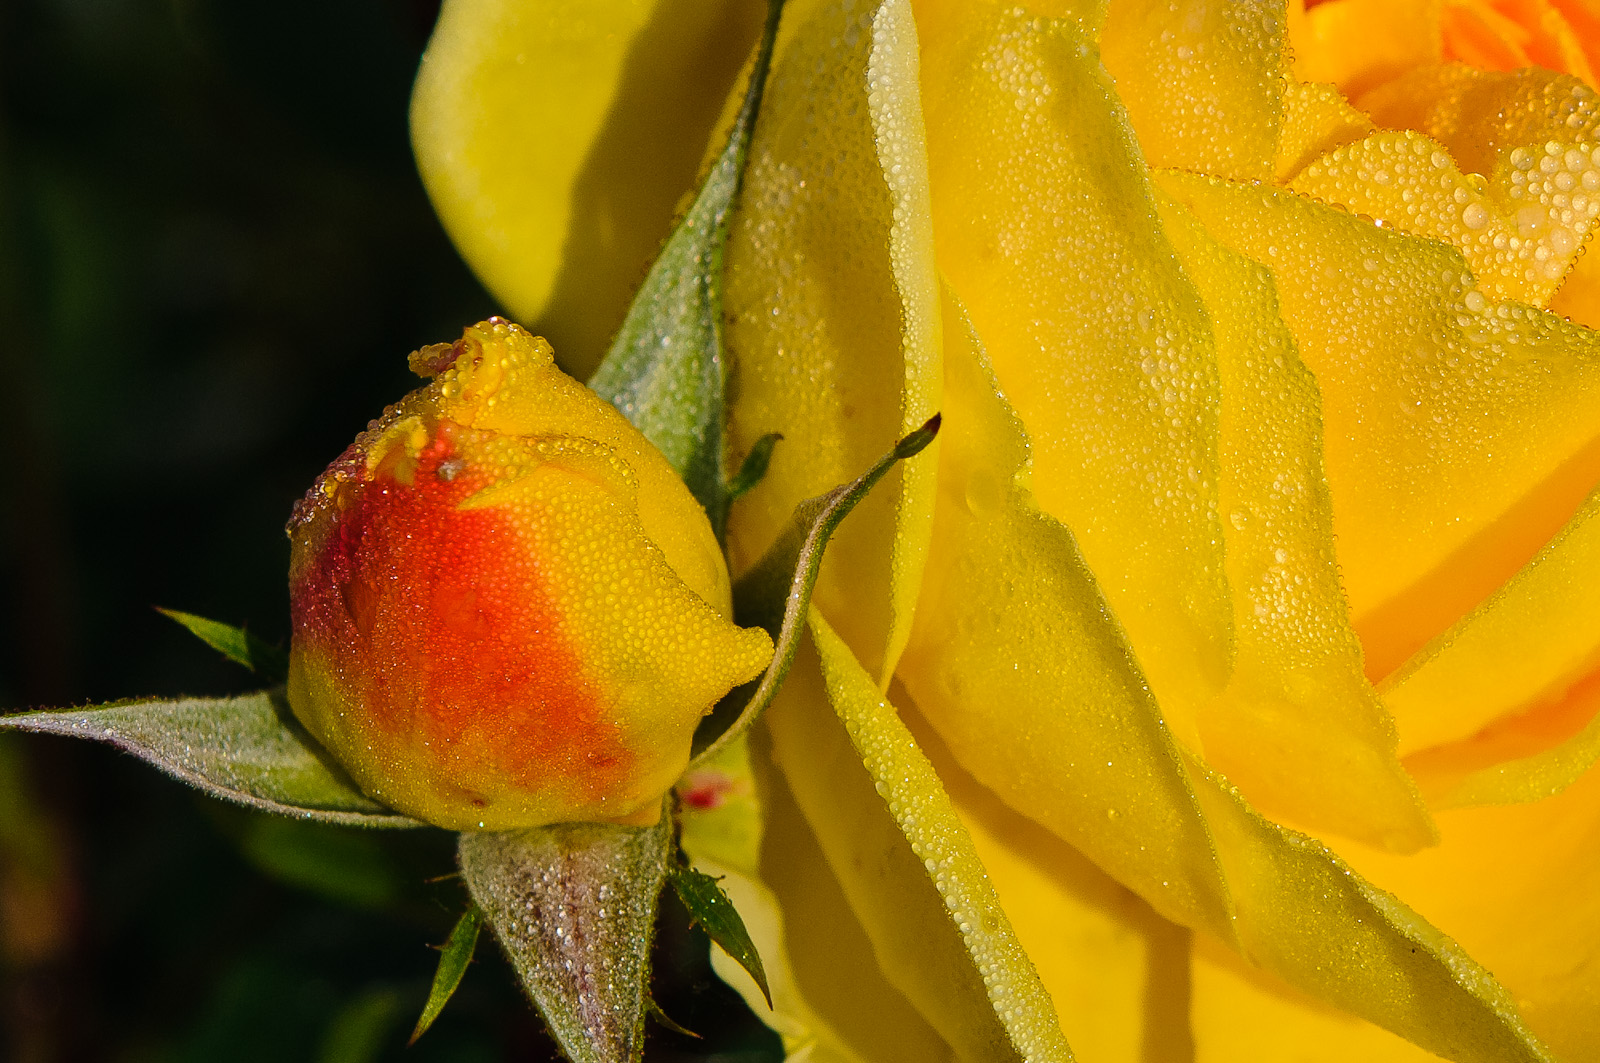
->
287, 318, 773, 831
412, 0, 1600, 1059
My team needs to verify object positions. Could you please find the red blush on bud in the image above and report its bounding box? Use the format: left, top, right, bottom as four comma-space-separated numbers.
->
290, 428, 634, 806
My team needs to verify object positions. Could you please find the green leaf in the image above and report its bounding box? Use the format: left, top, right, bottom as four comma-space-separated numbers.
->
691, 414, 941, 767
587, 0, 786, 541
668, 860, 771, 1009
410, 903, 482, 1045
644, 997, 700, 1039
157, 607, 289, 683
725, 432, 782, 502
457, 807, 674, 1063
0, 691, 419, 828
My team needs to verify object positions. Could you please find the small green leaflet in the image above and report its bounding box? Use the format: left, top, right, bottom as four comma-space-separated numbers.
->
668, 860, 770, 1009
588, 0, 786, 542
645, 997, 700, 1039
410, 903, 483, 1045
725, 432, 782, 502
157, 607, 289, 683
0, 691, 418, 827
692, 415, 941, 765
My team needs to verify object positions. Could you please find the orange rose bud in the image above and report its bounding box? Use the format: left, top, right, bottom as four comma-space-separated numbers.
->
286, 318, 773, 830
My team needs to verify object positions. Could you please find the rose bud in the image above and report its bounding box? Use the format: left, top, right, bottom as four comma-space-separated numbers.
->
286, 318, 773, 830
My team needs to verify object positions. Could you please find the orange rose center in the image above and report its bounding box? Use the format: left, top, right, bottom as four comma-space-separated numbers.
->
1437, 0, 1599, 82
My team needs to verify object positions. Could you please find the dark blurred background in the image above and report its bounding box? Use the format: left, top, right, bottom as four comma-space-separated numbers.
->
0, 1, 777, 1059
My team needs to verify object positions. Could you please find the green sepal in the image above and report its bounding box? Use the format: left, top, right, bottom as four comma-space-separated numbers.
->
457, 807, 675, 1063
157, 607, 289, 683
725, 433, 782, 502
587, 0, 786, 542
691, 414, 941, 766
645, 997, 700, 1039
410, 902, 483, 1045
0, 690, 419, 828
667, 858, 771, 1009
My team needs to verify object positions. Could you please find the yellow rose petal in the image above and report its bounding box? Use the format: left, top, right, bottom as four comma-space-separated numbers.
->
769, 613, 1074, 1061
903, 695, 1191, 1063
679, 735, 888, 1063
1550, 240, 1600, 325
1190, 933, 1449, 1062
1160, 171, 1600, 682
1184, 754, 1550, 1063
1275, 80, 1378, 183
1440, 0, 1539, 71
1156, 194, 1434, 850
723, 0, 940, 684
922, 0, 1427, 849
919, 0, 1233, 744
1349, 65, 1600, 313
751, 737, 960, 1062
1553, 0, 1600, 70
901, 287, 1551, 1063
1100, 0, 1285, 181
900, 286, 1236, 936
1291, 129, 1600, 308
1440, 0, 1595, 81
1336, 764, 1600, 1060
1288, 0, 1441, 97
1412, 692, 1600, 808
1355, 64, 1599, 179
411, 0, 762, 375
1386, 485, 1600, 758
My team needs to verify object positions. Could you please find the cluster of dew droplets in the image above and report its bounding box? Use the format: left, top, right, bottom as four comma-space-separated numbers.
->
1104, 0, 1286, 180
975, 10, 1221, 540
1499, 139, 1600, 289
1291, 121, 1600, 308
722, 0, 908, 541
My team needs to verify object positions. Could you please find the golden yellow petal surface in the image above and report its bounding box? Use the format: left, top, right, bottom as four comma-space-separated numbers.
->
919, 0, 1233, 744
1190, 933, 1449, 1062
772, 613, 1074, 1061
1289, 0, 1442, 96
1410, 697, 1600, 808
1101, 0, 1285, 181
1157, 194, 1433, 850
411, 0, 762, 375
1335, 763, 1600, 1060
1386, 485, 1600, 758
899, 287, 1235, 937
723, 0, 941, 684
903, 695, 1192, 1063
899, 290, 1550, 1062
1161, 172, 1600, 684
1292, 130, 1600, 308
1275, 80, 1378, 182
1355, 64, 1599, 178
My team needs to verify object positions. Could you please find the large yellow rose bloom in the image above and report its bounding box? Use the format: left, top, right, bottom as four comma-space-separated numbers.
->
411, 0, 1600, 1059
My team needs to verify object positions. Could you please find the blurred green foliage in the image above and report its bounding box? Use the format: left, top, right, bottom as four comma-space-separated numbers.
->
0, 1, 781, 1059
